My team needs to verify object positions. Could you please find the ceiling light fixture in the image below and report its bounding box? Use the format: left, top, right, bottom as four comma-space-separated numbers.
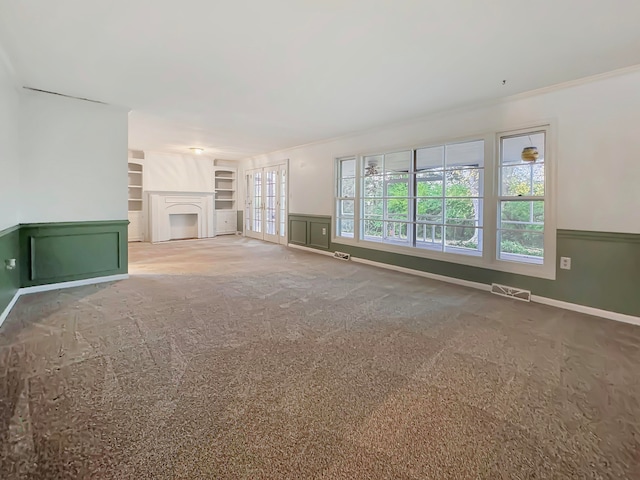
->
365, 160, 379, 176
190, 147, 204, 155
521, 136, 539, 162
521, 146, 539, 162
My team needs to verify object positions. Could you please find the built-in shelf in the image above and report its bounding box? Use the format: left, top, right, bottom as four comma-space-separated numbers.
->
128, 161, 144, 242
213, 166, 237, 235
213, 167, 236, 213
128, 161, 143, 213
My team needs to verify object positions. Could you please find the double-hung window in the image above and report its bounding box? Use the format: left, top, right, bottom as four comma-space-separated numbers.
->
415, 140, 484, 256
357, 141, 484, 256
497, 129, 547, 265
336, 157, 356, 238
334, 125, 553, 278
362, 151, 412, 245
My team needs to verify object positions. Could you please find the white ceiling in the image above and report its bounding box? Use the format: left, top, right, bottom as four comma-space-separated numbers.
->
1, 0, 640, 160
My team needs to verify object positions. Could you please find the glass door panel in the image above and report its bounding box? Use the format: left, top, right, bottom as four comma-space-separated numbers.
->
253, 171, 262, 234
279, 168, 287, 244
245, 164, 287, 243
264, 169, 278, 242
245, 170, 263, 240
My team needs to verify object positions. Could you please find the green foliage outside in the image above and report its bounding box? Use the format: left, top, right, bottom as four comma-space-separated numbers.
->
363, 170, 479, 247
346, 162, 544, 258
500, 165, 544, 257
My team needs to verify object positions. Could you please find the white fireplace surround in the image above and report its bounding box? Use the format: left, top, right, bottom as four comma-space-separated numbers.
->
147, 191, 215, 243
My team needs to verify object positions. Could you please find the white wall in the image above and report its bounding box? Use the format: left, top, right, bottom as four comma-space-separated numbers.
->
0, 57, 20, 231
243, 68, 640, 234
142, 152, 214, 193
19, 90, 128, 223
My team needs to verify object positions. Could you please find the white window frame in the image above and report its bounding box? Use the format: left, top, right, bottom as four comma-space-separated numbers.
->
335, 157, 357, 239
333, 125, 556, 280
492, 125, 556, 279
360, 151, 413, 246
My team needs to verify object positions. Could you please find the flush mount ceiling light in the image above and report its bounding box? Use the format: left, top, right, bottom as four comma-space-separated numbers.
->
190, 147, 204, 155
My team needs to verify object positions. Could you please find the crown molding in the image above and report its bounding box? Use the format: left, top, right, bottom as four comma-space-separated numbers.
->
503, 64, 640, 103
242, 63, 640, 163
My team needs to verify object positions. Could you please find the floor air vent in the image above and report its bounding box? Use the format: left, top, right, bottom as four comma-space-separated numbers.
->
491, 283, 531, 302
333, 251, 351, 261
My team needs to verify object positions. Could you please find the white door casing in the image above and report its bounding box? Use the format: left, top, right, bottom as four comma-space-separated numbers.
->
245, 163, 287, 244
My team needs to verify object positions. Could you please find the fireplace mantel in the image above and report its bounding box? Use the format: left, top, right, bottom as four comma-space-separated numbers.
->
147, 191, 215, 243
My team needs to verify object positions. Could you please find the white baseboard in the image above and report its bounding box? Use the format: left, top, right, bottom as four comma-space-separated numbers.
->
0, 290, 21, 328
0, 274, 129, 328
294, 247, 640, 326
531, 295, 640, 327
19, 274, 129, 295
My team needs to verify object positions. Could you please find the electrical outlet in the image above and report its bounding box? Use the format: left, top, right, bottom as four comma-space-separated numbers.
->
322, 227, 326, 235
560, 257, 571, 270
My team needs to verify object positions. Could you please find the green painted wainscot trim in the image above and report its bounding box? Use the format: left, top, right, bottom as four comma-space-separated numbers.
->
331, 229, 639, 318
0, 225, 21, 316
288, 214, 331, 250
19, 220, 128, 288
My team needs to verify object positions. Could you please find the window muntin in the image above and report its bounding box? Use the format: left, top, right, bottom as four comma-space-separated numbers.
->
253, 171, 262, 233
362, 151, 411, 245
498, 131, 546, 264
280, 169, 286, 238
334, 127, 553, 277
357, 141, 484, 255
336, 157, 356, 238
415, 140, 484, 255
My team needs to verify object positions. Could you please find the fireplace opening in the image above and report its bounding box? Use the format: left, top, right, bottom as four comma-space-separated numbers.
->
169, 213, 199, 240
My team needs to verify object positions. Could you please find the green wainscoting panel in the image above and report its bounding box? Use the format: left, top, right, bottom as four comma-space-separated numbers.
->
333, 229, 640, 317
552, 230, 640, 316
309, 221, 330, 249
289, 219, 308, 246
0, 225, 20, 315
20, 220, 128, 287
237, 210, 243, 233
288, 214, 331, 251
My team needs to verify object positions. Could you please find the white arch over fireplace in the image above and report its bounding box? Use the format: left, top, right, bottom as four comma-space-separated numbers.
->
147, 191, 215, 242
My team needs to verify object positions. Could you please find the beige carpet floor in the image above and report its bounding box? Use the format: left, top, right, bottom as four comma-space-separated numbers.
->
1, 236, 639, 479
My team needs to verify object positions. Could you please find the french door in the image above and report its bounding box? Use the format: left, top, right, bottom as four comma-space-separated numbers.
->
245, 164, 287, 244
